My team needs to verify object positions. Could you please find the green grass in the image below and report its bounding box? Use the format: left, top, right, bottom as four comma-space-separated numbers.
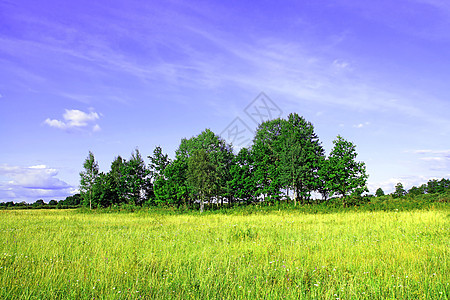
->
0, 206, 449, 299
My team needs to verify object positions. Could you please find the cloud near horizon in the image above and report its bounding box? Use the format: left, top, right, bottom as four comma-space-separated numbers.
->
0, 164, 76, 203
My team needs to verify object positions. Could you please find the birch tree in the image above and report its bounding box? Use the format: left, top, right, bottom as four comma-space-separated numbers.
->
80, 151, 99, 209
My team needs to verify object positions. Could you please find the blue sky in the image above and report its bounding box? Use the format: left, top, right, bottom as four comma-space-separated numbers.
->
1, 0, 450, 203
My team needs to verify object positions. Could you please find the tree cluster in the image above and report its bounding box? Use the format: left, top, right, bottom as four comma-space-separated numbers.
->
375, 178, 450, 199
79, 113, 369, 210
79, 149, 152, 208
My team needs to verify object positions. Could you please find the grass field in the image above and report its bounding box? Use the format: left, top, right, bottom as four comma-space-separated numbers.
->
0, 207, 449, 299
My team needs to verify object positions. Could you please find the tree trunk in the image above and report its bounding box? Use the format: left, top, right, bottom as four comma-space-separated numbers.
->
293, 180, 297, 206
200, 193, 204, 213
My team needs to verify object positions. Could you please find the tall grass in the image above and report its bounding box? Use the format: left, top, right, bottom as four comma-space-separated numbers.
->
0, 206, 448, 299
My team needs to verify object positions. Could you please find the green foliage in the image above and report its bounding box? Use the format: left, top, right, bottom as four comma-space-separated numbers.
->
79, 151, 99, 209
392, 182, 406, 198
425, 178, 450, 194
91, 172, 120, 207
161, 158, 189, 207
121, 148, 153, 205
228, 147, 257, 205
187, 149, 219, 212
317, 157, 333, 201
173, 128, 234, 207
182, 130, 233, 196
327, 135, 368, 200
278, 113, 325, 204
407, 179, 450, 197
63, 193, 82, 206
408, 185, 424, 197
375, 188, 385, 197
109, 156, 126, 203
32, 199, 45, 207
252, 118, 285, 202
48, 200, 58, 206
148, 146, 170, 180
70, 113, 450, 212
148, 146, 173, 206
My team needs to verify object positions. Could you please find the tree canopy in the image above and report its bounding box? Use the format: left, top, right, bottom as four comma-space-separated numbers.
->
76, 113, 375, 210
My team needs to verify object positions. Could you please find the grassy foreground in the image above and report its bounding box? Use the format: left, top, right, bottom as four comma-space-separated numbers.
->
0, 207, 449, 299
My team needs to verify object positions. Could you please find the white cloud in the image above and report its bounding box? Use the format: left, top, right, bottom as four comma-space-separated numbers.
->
353, 122, 370, 128
0, 164, 69, 189
63, 109, 99, 127
29, 165, 47, 169
44, 118, 66, 129
44, 109, 101, 132
0, 164, 75, 203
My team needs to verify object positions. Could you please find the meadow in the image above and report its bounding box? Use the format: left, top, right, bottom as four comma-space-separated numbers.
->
0, 206, 449, 299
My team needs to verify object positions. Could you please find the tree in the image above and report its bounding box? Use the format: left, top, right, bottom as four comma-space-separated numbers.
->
279, 113, 324, 204
91, 172, 119, 207
48, 200, 58, 206
63, 193, 81, 206
80, 151, 99, 209
148, 146, 171, 206
109, 156, 126, 204
33, 199, 45, 207
375, 188, 385, 197
328, 136, 368, 201
187, 149, 218, 213
163, 158, 189, 207
149, 146, 170, 179
439, 178, 450, 192
252, 119, 284, 203
317, 156, 334, 201
426, 178, 450, 194
228, 147, 257, 205
407, 186, 423, 197
176, 129, 233, 207
122, 149, 152, 205
392, 182, 406, 198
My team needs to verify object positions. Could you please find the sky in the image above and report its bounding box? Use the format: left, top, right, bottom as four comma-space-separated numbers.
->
1, 0, 450, 203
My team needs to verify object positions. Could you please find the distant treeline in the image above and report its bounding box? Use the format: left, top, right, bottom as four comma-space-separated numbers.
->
377, 178, 450, 198
0, 194, 81, 209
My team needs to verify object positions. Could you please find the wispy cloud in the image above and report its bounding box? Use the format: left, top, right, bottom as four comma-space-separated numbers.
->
332, 59, 351, 71
412, 149, 450, 170
44, 109, 101, 132
2, 1, 449, 132
413, 149, 450, 156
